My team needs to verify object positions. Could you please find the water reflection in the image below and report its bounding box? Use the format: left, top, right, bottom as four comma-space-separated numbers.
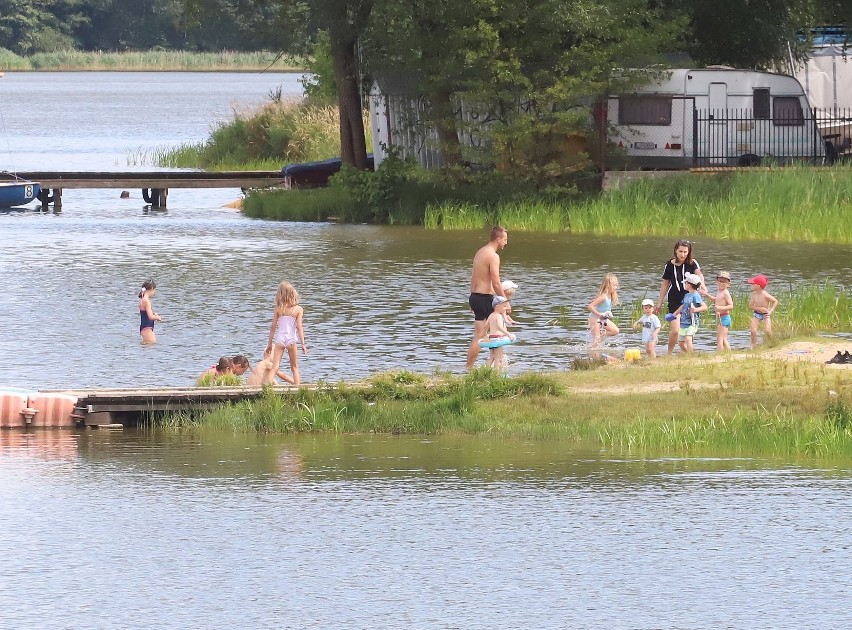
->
2, 430, 851, 627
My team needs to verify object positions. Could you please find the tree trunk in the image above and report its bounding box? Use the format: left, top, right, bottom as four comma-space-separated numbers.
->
430, 87, 462, 166
331, 36, 369, 169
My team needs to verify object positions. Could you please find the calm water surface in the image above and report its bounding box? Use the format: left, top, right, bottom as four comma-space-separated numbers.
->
1, 430, 850, 628
0, 73, 850, 388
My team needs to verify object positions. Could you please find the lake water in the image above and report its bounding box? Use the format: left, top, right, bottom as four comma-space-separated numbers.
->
1, 72, 851, 628
1, 73, 851, 389
1, 429, 851, 628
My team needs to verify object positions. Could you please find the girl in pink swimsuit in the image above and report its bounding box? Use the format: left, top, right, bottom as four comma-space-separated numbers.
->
265, 281, 308, 385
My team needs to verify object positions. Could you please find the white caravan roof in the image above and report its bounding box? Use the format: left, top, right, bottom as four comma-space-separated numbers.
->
636, 69, 807, 97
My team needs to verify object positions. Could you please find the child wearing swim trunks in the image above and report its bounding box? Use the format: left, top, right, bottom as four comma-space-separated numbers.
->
747, 274, 778, 348
484, 296, 515, 369
672, 273, 707, 353
701, 271, 734, 352
265, 281, 308, 385
632, 299, 661, 358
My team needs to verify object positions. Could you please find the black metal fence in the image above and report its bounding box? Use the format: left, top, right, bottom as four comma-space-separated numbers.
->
605, 99, 852, 169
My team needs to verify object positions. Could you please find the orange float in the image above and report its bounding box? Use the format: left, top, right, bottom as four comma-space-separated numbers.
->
0, 388, 33, 428
27, 393, 79, 427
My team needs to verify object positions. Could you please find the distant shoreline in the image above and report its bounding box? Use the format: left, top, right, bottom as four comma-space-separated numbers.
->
0, 49, 308, 73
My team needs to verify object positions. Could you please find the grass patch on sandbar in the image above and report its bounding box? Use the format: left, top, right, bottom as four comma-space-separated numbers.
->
156, 346, 852, 456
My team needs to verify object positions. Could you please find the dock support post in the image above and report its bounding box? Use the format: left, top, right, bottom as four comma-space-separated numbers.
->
142, 188, 168, 209
37, 188, 62, 210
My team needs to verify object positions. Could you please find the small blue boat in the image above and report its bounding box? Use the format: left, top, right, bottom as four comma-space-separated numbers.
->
0, 179, 40, 207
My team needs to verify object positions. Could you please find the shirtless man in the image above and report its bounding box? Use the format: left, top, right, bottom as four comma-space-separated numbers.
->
466, 226, 509, 368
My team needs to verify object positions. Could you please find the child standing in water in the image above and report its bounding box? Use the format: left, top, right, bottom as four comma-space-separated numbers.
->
265, 282, 308, 385
672, 273, 707, 353
747, 274, 779, 348
701, 271, 734, 351
484, 296, 516, 369
587, 273, 620, 348
138, 279, 162, 344
632, 298, 661, 358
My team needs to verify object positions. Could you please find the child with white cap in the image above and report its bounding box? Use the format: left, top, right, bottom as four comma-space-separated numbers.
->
483, 295, 516, 369
671, 272, 708, 353
501, 280, 519, 326
632, 299, 661, 358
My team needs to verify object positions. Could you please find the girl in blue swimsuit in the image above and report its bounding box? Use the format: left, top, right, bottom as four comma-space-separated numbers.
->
138, 279, 162, 344
587, 273, 620, 349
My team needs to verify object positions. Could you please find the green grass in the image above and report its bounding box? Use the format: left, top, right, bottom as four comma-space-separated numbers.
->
195, 373, 243, 387
159, 100, 365, 171
152, 352, 852, 456
0, 48, 305, 71
425, 167, 852, 243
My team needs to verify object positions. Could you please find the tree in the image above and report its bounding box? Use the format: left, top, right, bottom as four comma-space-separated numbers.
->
0, 0, 86, 54
365, 0, 683, 173
664, 0, 848, 68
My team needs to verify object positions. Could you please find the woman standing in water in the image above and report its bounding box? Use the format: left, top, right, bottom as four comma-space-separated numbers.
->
138, 279, 162, 344
655, 240, 704, 355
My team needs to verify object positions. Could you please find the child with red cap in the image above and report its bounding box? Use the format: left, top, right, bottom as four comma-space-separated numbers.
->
747, 274, 779, 348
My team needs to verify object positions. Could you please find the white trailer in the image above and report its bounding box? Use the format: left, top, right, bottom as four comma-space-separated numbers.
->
607, 68, 825, 168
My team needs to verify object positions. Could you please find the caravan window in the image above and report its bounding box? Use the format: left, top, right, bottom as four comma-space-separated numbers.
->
773, 97, 804, 126
618, 97, 672, 125
753, 89, 770, 119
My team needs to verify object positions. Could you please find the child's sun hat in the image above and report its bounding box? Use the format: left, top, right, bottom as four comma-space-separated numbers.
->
501, 280, 519, 291
684, 272, 702, 286
492, 295, 509, 307
747, 274, 768, 288
641, 298, 655, 307
716, 271, 732, 281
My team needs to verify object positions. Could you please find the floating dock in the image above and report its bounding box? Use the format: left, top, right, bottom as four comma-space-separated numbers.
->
0, 385, 303, 429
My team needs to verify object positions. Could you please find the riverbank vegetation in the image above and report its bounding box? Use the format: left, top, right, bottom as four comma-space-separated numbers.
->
160, 99, 363, 171
424, 167, 852, 243
244, 162, 852, 244
157, 344, 852, 456
0, 49, 304, 72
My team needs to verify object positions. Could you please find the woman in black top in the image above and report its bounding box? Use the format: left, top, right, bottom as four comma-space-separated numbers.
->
655, 239, 705, 354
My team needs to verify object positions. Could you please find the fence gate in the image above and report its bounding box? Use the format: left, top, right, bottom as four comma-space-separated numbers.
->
706, 83, 728, 164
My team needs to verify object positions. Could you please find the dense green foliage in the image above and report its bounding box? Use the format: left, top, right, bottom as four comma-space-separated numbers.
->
162, 99, 347, 169
243, 154, 595, 223
0, 0, 305, 54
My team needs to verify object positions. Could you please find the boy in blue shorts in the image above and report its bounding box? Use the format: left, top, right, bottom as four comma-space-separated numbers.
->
672, 273, 708, 353
701, 271, 734, 351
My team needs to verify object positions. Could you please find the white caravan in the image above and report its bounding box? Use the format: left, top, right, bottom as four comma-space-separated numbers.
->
607, 68, 825, 168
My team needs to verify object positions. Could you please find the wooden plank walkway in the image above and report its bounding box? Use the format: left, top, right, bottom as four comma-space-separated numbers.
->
14, 170, 287, 189
39, 384, 361, 427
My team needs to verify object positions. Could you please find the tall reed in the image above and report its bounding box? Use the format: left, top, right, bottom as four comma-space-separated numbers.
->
426, 167, 852, 243
160, 100, 367, 170
9, 49, 305, 71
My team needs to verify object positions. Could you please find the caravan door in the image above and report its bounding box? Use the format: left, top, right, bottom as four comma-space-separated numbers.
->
707, 82, 728, 164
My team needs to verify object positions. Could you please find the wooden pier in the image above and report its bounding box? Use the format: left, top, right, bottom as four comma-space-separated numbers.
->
13, 170, 287, 209
67, 386, 285, 427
